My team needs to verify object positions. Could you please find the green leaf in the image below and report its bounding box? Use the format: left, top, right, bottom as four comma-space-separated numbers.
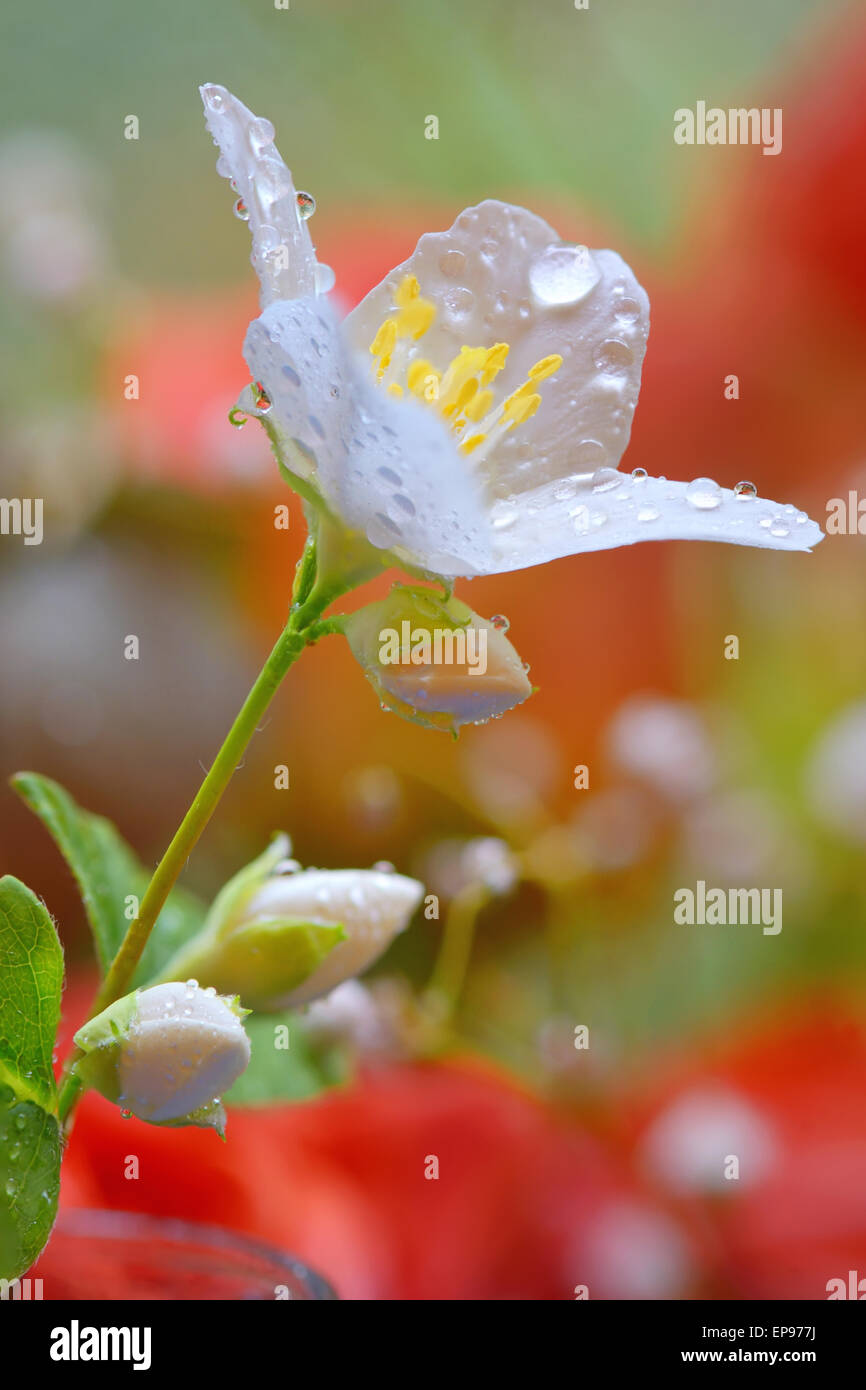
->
225, 1011, 348, 1107
0, 876, 63, 1280
11, 772, 206, 986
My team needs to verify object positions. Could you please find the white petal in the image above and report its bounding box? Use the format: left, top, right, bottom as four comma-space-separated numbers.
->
344, 200, 648, 500
244, 297, 493, 573
200, 83, 318, 305
479, 471, 823, 572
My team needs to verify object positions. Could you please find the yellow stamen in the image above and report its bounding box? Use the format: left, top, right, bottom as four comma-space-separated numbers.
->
528, 353, 563, 382
367, 276, 560, 462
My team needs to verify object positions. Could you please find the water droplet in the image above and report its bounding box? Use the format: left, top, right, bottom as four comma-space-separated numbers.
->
314, 262, 336, 294
216, 155, 232, 179
120, 1109, 132, 1120
631, 467, 648, 481
228, 407, 248, 429
734, 480, 757, 499
204, 87, 225, 111
373, 860, 395, 873
615, 297, 641, 324
5, 1177, 18, 1197
522, 661, 531, 673
686, 477, 723, 510
252, 381, 272, 413
185, 979, 198, 990
249, 116, 275, 148
234, 197, 250, 221
8, 1143, 21, 1162
438, 249, 466, 278
14, 1115, 26, 1132
769, 516, 790, 537
591, 467, 621, 493
444, 287, 474, 318
529, 243, 601, 306
296, 190, 316, 220
491, 614, 510, 631
593, 339, 634, 373
637, 507, 660, 523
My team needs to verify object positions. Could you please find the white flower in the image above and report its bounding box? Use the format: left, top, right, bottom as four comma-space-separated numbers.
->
200, 84, 823, 580
73, 981, 251, 1133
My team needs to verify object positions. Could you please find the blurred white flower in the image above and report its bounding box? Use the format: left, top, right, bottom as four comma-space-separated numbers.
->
200, 83, 821, 582
581, 1201, 694, 1299
0, 134, 108, 301
571, 784, 657, 871
639, 1086, 778, 1194
605, 695, 716, 803
805, 701, 866, 842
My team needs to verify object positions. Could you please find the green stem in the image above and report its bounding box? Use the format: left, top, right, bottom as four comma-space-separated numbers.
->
58, 582, 334, 1128
425, 883, 489, 1021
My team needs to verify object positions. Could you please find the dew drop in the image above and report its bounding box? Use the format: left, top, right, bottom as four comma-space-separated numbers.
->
314, 262, 336, 294
591, 467, 621, 494
233, 197, 250, 221
637, 507, 660, 523
296, 190, 316, 220
529, 243, 601, 306
631, 466, 648, 481
593, 339, 633, 373
734, 479, 757, 499
252, 381, 272, 413
686, 477, 723, 510
444, 287, 474, 319
5, 1177, 18, 1197
615, 297, 641, 324
249, 117, 275, 148
438, 249, 465, 278
373, 860, 395, 873
491, 614, 510, 631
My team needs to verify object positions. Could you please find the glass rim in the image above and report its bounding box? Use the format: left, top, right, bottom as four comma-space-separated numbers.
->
52, 1206, 337, 1300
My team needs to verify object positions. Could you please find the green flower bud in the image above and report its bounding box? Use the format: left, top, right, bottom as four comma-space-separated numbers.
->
73, 982, 251, 1136
154, 836, 347, 1009
343, 585, 532, 733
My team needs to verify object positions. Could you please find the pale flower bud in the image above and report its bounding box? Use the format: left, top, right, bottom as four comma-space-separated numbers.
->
228, 865, 424, 1009
73, 981, 251, 1135
343, 586, 532, 733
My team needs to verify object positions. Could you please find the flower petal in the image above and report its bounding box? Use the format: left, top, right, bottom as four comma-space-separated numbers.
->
244, 297, 492, 573
344, 200, 649, 500
200, 83, 318, 305
481, 471, 823, 573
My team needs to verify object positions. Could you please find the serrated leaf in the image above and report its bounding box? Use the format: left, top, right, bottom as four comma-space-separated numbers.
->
225, 1011, 348, 1107
11, 772, 206, 986
0, 876, 63, 1280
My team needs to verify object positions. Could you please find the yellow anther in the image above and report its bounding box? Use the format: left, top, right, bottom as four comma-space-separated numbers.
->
370, 318, 397, 359
528, 353, 563, 382
407, 360, 439, 396
395, 297, 436, 340
463, 388, 493, 422
480, 343, 510, 385
387, 382, 404, 398
459, 433, 487, 455
504, 392, 542, 426
394, 274, 420, 308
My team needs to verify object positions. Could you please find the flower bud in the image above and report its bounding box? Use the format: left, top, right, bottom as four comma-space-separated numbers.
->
73, 981, 251, 1135
343, 585, 532, 733
155, 835, 347, 1010
209, 862, 423, 1010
